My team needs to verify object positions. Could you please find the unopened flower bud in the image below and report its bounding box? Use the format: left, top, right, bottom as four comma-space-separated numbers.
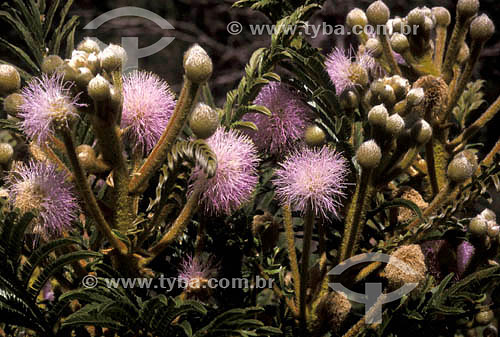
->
76, 144, 96, 170
86, 53, 100, 74
391, 33, 410, 53
381, 84, 396, 106
183, 44, 213, 83
460, 149, 478, 172
60, 63, 79, 83
469, 217, 488, 236
392, 17, 405, 33
470, 14, 495, 43
407, 88, 424, 106
315, 291, 351, 333
69, 50, 88, 69
480, 209, 496, 222
411, 119, 432, 144
77, 37, 101, 54
304, 124, 326, 147
0, 64, 21, 95
457, 0, 479, 19
340, 90, 359, 109
366, 1, 390, 26
346, 8, 368, 29
475, 310, 495, 326
41, 55, 64, 74
3, 93, 24, 115
432, 7, 451, 27
0, 143, 14, 165
407, 8, 426, 27
368, 104, 388, 127
88, 75, 111, 101
447, 156, 474, 183
189, 103, 219, 139
391, 76, 410, 99
423, 16, 434, 32
386, 114, 405, 136
488, 225, 500, 238
100, 44, 127, 71
356, 140, 382, 169
76, 67, 93, 88
365, 38, 383, 58
384, 244, 427, 291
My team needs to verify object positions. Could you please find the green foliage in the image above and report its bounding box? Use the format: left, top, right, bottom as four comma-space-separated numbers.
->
452, 80, 486, 128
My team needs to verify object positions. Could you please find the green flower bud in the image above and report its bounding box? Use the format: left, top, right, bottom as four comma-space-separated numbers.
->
61, 63, 79, 83
368, 104, 388, 127
390, 33, 410, 54
0, 143, 14, 165
411, 119, 432, 144
386, 114, 405, 136
391, 76, 410, 99
41, 55, 64, 74
460, 149, 478, 172
77, 37, 101, 54
470, 217, 488, 236
0, 64, 21, 95
100, 44, 127, 71
346, 8, 368, 29
423, 16, 435, 32
407, 8, 425, 27
76, 144, 97, 171
381, 84, 396, 106
356, 140, 382, 169
475, 310, 494, 325
183, 44, 213, 83
188, 103, 219, 139
365, 38, 383, 58
407, 88, 424, 106
366, 1, 390, 26
470, 14, 495, 42
447, 156, 474, 183
457, 0, 479, 19
304, 124, 326, 147
488, 224, 500, 238
480, 209, 496, 222
88, 75, 111, 101
87, 52, 100, 74
432, 7, 451, 26
3, 93, 24, 115
392, 17, 405, 33
69, 50, 88, 69
340, 90, 359, 110
76, 67, 93, 89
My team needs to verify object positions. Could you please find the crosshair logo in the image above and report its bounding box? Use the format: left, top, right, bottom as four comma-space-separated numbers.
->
83, 7, 175, 71
328, 252, 419, 324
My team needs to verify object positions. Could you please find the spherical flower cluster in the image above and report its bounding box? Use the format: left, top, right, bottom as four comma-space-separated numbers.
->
19, 73, 83, 144
121, 71, 176, 154
190, 127, 260, 216
244, 82, 312, 155
273, 146, 349, 218
178, 255, 216, 284
326, 47, 375, 95
5, 161, 80, 241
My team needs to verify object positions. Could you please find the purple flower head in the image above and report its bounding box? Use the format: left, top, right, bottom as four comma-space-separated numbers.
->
273, 146, 349, 218
121, 70, 176, 154
244, 82, 312, 155
19, 73, 83, 144
190, 127, 260, 216
178, 255, 216, 284
5, 161, 80, 241
326, 47, 375, 95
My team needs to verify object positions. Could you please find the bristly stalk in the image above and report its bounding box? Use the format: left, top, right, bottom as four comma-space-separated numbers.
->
129, 78, 200, 194
299, 205, 314, 333
283, 204, 301, 311
434, 25, 448, 72
379, 34, 402, 76
148, 190, 200, 256
339, 167, 374, 263
61, 128, 128, 255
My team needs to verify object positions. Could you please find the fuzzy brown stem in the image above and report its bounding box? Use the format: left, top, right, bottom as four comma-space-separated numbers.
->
300, 206, 314, 333
283, 204, 301, 311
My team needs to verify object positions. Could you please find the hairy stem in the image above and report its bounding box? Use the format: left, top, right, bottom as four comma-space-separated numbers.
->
283, 204, 301, 311
442, 14, 470, 83
379, 33, 402, 76
61, 129, 127, 254
434, 26, 447, 72
300, 206, 314, 332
